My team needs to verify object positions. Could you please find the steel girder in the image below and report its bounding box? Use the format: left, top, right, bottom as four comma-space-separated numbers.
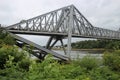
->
9, 32, 69, 61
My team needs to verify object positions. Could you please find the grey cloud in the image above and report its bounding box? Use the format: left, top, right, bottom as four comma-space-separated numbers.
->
77, 0, 120, 30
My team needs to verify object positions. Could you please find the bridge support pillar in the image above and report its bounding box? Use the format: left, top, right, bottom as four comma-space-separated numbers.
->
67, 5, 74, 58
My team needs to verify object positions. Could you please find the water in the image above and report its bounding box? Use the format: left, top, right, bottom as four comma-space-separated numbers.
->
31, 50, 104, 59
53, 50, 103, 59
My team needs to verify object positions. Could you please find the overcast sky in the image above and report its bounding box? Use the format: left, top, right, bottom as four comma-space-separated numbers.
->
0, 0, 120, 45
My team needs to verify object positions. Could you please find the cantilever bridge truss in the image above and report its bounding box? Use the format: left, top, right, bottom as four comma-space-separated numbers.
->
2, 5, 120, 61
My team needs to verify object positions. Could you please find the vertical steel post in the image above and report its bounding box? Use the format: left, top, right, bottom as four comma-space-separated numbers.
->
60, 39, 67, 55
67, 5, 74, 58
46, 36, 53, 49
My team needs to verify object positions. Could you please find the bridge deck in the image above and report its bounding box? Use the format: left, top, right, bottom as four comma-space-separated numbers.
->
8, 30, 120, 40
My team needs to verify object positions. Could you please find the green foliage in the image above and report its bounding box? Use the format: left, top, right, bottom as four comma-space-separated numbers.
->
0, 50, 120, 80
103, 50, 120, 72
0, 39, 4, 48
27, 55, 62, 80
0, 63, 28, 80
0, 50, 27, 80
18, 59, 30, 71
71, 39, 120, 50
0, 30, 15, 46
0, 30, 7, 39
60, 64, 86, 79
89, 66, 120, 80
0, 45, 30, 71
79, 56, 100, 71
0, 31, 120, 80
3, 34, 15, 45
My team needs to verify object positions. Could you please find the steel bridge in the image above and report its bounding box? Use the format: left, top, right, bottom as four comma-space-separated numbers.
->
2, 5, 120, 61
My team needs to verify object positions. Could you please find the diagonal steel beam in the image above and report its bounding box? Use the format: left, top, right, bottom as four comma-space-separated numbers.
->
9, 33, 69, 61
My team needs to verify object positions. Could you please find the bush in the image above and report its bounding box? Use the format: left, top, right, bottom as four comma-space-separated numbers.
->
79, 56, 100, 70
0, 67, 27, 80
103, 50, 120, 72
3, 35, 15, 45
0, 45, 29, 69
27, 55, 63, 80
89, 66, 120, 80
0, 30, 7, 39
18, 59, 31, 71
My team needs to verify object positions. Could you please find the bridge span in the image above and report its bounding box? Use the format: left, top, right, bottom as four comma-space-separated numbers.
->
2, 5, 120, 61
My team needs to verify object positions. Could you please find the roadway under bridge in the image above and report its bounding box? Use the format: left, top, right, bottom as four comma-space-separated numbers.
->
1, 5, 120, 61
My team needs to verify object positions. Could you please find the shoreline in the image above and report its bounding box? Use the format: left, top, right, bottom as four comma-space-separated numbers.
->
52, 48, 106, 51
71, 48, 105, 51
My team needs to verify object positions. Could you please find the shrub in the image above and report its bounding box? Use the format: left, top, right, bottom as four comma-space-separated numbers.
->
27, 55, 63, 80
0, 45, 29, 69
0, 30, 15, 46
3, 35, 15, 45
0, 66, 27, 80
79, 56, 100, 70
89, 66, 120, 80
103, 50, 120, 72
18, 59, 31, 71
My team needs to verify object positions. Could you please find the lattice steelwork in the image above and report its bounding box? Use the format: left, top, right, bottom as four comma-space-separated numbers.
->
6, 5, 120, 39
4, 5, 120, 60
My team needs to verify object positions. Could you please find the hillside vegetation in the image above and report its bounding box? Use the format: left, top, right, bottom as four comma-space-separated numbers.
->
0, 30, 120, 80
71, 39, 120, 50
